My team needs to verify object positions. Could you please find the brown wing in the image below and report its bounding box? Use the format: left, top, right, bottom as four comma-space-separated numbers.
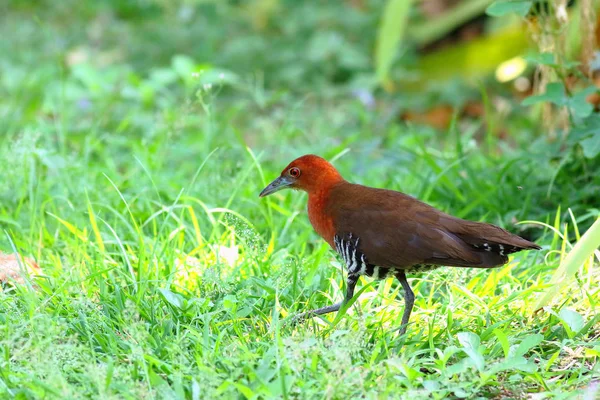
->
327, 183, 539, 269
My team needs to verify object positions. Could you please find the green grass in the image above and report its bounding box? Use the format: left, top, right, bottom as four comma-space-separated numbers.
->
0, 1, 598, 399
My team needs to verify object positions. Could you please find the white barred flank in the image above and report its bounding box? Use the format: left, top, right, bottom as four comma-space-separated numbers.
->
335, 234, 440, 280
334, 234, 368, 276
472, 242, 520, 256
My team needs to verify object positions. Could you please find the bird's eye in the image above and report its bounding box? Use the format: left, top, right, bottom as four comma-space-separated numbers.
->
289, 167, 301, 178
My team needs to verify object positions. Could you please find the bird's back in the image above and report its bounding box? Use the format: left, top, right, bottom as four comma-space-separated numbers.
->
325, 182, 539, 271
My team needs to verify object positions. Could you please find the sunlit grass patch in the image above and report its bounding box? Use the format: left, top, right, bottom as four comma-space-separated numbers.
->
1, 125, 597, 398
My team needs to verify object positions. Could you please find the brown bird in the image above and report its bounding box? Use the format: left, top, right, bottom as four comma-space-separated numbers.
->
259, 155, 541, 334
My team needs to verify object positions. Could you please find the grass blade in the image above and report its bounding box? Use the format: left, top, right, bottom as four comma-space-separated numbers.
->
375, 0, 413, 88
535, 216, 600, 310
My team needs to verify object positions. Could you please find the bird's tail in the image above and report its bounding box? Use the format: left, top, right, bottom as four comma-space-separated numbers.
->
433, 217, 540, 268
454, 221, 540, 267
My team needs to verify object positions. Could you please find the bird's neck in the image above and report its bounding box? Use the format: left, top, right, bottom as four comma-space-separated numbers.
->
307, 182, 344, 248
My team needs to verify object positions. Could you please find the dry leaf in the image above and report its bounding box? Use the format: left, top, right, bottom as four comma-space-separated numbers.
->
401, 105, 454, 130
0, 253, 42, 285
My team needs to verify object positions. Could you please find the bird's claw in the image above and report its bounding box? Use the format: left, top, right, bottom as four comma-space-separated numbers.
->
286, 311, 313, 327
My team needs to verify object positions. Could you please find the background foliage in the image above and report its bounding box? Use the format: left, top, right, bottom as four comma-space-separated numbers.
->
0, 0, 598, 398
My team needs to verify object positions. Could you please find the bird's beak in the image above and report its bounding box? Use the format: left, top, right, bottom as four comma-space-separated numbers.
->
259, 176, 294, 197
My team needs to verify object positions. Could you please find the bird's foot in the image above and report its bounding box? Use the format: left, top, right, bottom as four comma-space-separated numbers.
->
287, 302, 343, 326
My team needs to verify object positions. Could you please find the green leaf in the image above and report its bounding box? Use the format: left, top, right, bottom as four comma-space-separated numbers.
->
581, 134, 600, 159
514, 359, 537, 373
494, 356, 532, 373
192, 379, 201, 400
535, 216, 600, 309
375, 0, 414, 85
570, 114, 600, 143
223, 294, 238, 311
522, 82, 566, 106
558, 308, 585, 334
149, 68, 178, 86
195, 67, 239, 86
525, 52, 580, 68
486, 1, 532, 17
159, 288, 183, 309
569, 86, 597, 119
457, 332, 485, 371
524, 52, 555, 66
493, 329, 510, 358
233, 382, 256, 399
47, 213, 88, 243
514, 334, 543, 357
172, 54, 196, 79
423, 380, 440, 392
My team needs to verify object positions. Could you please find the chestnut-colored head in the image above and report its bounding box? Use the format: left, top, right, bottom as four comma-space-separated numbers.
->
259, 154, 345, 197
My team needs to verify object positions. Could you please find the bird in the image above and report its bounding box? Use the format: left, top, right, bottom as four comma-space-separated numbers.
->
259, 154, 541, 335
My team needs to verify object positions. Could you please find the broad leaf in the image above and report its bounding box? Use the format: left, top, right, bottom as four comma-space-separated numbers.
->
375, 0, 413, 86
524, 52, 556, 66
514, 334, 543, 357
159, 288, 184, 309
457, 332, 485, 371
569, 87, 597, 119
581, 134, 600, 159
558, 308, 585, 334
522, 82, 566, 106
486, 1, 532, 17
535, 217, 600, 309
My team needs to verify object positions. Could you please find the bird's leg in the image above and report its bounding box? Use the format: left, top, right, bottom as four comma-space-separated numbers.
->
293, 273, 358, 322
395, 271, 414, 335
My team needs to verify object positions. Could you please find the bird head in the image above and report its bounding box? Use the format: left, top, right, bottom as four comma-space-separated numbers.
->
259, 154, 344, 197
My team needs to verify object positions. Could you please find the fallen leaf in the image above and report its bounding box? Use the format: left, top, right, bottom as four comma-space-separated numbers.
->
0, 253, 42, 285
401, 105, 454, 130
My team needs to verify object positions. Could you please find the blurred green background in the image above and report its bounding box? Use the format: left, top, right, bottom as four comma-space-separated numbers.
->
2, 0, 598, 233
